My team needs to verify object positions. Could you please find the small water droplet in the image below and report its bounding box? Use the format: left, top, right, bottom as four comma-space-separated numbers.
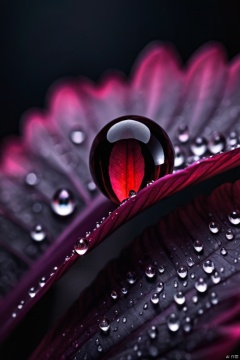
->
193, 240, 203, 253
87, 181, 97, 192
178, 124, 189, 143
158, 265, 165, 274
209, 221, 220, 234
123, 317, 127, 323
192, 295, 198, 303
210, 292, 219, 305
39, 277, 46, 287
167, 313, 180, 332
195, 278, 208, 293
121, 287, 128, 295
151, 293, 159, 305
174, 146, 185, 167
191, 137, 207, 156
143, 303, 148, 310
128, 299, 134, 307
203, 260, 215, 274
127, 271, 137, 284
157, 282, 164, 292
191, 273, 195, 279
28, 287, 37, 298
173, 280, 178, 288
97, 344, 103, 353
30, 224, 46, 242
211, 271, 221, 284
111, 291, 118, 300
145, 265, 156, 279
177, 266, 188, 279
25, 172, 39, 186
228, 131, 238, 146
225, 229, 235, 240
51, 189, 75, 216
99, 318, 110, 332
74, 238, 89, 255
12, 312, 17, 318
208, 131, 226, 154
228, 210, 240, 225
129, 190, 136, 198
148, 325, 158, 339
174, 291, 185, 305
220, 247, 228, 256
70, 129, 86, 145
187, 257, 194, 267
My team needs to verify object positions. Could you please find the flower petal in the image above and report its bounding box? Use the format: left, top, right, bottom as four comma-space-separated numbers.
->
31, 176, 240, 359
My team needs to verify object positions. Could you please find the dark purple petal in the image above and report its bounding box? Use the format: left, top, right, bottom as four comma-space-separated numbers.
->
31, 175, 240, 359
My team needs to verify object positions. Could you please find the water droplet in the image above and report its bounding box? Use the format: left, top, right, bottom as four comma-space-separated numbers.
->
228, 210, 240, 225
187, 257, 194, 267
195, 278, 208, 293
143, 303, 148, 310
89, 115, 174, 204
128, 299, 134, 307
129, 190, 136, 198
121, 287, 128, 295
12, 312, 17, 318
51, 189, 75, 216
191, 137, 207, 156
30, 224, 46, 242
209, 221, 220, 234
145, 265, 156, 279
225, 229, 235, 240
123, 317, 127, 323
210, 292, 219, 305
25, 172, 39, 186
99, 318, 110, 332
177, 266, 188, 279
173, 280, 178, 288
97, 345, 103, 353
157, 282, 164, 293
193, 240, 203, 253
111, 291, 118, 300
151, 293, 159, 304
74, 238, 89, 255
174, 291, 185, 305
39, 277, 46, 287
127, 271, 137, 284
158, 265, 165, 274
220, 247, 228, 256
148, 325, 158, 339
178, 124, 189, 143
192, 295, 198, 303
174, 146, 185, 167
208, 131, 226, 154
228, 131, 238, 146
167, 313, 180, 332
191, 273, 195, 279
28, 287, 37, 298
70, 129, 86, 145
211, 271, 221, 284
203, 260, 215, 274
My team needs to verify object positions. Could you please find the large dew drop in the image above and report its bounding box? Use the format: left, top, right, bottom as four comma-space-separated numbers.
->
145, 265, 156, 279
209, 221, 220, 234
167, 313, 180, 332
151, 293, 159, 305
89, 115, 174, 204
51, 189, 75, 216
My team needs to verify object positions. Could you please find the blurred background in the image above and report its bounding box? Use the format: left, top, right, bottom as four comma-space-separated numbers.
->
1, 0, 240, 141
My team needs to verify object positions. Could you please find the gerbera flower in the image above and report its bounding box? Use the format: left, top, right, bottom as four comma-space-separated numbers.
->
1, 42, 240, 359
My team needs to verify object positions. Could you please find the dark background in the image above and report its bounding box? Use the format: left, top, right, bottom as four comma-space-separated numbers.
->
1, 0, 240, 142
